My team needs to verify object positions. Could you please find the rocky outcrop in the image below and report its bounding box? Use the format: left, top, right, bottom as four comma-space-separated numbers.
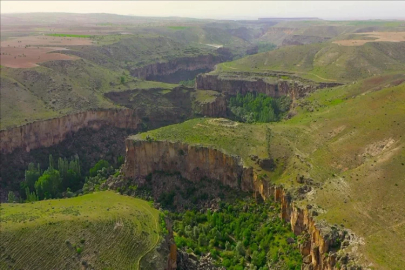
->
192, 93, 227, 117
0, 109, 142, 154
196, 73, 341, 99
123, 139, 360, 270
131, 54, 223, 81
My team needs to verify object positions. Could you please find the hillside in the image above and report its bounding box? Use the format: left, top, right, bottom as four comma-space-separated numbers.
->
213, 41, 405, 83
135, 75, 405, 269
0, 191, 163, 270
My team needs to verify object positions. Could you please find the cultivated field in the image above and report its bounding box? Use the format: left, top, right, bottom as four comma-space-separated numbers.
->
0, 35, 94, 68
334, 32, 405, 46
0, 47, 78, 68
0, 191, 161, 270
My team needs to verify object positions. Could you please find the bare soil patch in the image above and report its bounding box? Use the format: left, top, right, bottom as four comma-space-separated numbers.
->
334, 32, 405, 46
1, 35, 93, 47
0, 47, 78, 68
0, 35, 94, 68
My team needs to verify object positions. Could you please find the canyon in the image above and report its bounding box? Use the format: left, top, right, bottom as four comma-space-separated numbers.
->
123, 139, 361, 270
131, 54, 227, 83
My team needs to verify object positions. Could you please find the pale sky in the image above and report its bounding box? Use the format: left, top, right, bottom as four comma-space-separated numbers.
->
1, 1, 405, 20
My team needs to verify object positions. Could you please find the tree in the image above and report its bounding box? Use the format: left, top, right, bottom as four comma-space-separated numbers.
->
7, 191, 16, 203
235, 241, 245, 256
35, 168, 62, 199
58, 156, 82, 190
23, 163, 41, 192
25, 187, 39, 202
120, 76, 126, 84
89, 159, 110, 177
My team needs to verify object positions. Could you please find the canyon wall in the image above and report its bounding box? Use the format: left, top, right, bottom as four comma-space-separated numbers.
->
192, 95, 227, 117
131, 54, 223, 82
0, 109, 142, 154
196, 73, 341, 99
123, 139, 356, 270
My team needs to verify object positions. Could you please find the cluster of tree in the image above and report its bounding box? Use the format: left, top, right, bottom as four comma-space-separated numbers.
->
18, 155, 82, 201
8, 155, 124, 203
228, 93, 291, 123
171, 199, 302, 270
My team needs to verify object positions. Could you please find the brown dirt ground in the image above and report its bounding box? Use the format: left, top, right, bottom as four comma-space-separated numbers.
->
0, 47, 78, 68
0, 35, 94, 68
1, 35, 93, 47
333, 32, 405, 46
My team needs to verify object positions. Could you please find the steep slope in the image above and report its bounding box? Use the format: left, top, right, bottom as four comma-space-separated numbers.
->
128, 76, 405, 269
0, 191, 163, 270
213, 42, 405, 83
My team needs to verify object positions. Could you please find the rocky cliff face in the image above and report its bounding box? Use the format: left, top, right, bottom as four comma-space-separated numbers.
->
196, 73, 341, 99
192, 95, 227, 117
123, 139, 360, 270
0, 109, 142, 154
131, 54, 222, 82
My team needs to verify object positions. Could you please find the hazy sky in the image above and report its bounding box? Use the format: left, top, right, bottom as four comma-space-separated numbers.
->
1, 1, 405, 20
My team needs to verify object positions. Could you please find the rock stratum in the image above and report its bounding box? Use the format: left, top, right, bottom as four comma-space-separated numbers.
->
123, 139, 361, 270
196, 73, 342, 99
0, 109, 141, 154
131, 54, 223, 82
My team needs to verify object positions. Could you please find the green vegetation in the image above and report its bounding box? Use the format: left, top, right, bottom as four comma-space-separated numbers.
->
19, 155, 121, 202
0, 191, 161, 270
171, 198, 302, 269
167, 26, 189, 30
46, 33, 93, 38
179, 78, 195, 87
257, 42, 277, 53
228, 93, 291, 123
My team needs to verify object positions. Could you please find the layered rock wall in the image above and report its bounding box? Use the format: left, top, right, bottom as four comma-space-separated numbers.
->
131, 54, 222, 80
192, 96, 227, 117
123, 139, 341, 270
0, 109, 142, 154
196, 73, 341, 99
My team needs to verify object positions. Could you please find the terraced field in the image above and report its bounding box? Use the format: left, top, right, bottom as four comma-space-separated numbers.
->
0, 191, 161, 270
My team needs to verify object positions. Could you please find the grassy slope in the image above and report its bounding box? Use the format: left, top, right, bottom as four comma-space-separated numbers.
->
0, 191, 161, 270
135, 76, 405, 269
0, 63, 177, 129
213, 41, 405, 83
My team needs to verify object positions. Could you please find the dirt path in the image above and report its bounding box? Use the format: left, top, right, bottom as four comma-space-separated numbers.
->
136, 204, 161, 269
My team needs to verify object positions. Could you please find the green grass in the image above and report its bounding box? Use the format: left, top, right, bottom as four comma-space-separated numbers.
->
0, 191, 161, 270
167, 26, 189, 30
193, 90, 221, 104
46, 33, 93, 38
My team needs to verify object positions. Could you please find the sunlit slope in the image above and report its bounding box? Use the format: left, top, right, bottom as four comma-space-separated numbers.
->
0, 191, 161, 270
214, 42, 405, 83
0, 63, 176, 129
137, 76, 405, 269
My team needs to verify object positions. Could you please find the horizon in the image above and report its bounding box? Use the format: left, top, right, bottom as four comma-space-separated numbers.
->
1, 1, 405, 21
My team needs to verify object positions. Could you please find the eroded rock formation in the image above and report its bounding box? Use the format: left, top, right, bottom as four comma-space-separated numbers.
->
123, 139, 360, 270
131, 54, 222, 82
0, 109, 142, 154
196, 73, 341, 99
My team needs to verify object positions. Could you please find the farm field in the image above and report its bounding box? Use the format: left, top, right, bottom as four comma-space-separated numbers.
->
333, 31, 405, 46
0, 191, 162, 270
0, 47, 78, 68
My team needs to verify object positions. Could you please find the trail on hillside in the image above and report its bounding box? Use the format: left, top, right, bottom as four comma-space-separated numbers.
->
136, 204, 161, 269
